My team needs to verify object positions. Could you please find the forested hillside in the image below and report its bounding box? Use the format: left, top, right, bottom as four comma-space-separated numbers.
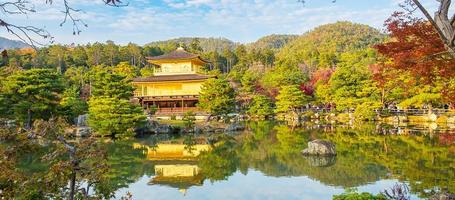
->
145, 37, 237, 53
246, 34, 298, 51
276, 21, 385, 69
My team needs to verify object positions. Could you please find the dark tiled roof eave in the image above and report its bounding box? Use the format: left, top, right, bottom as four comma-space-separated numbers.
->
146, 56, 210, 63
132, 74, 215, 83
146, 49, 210, 63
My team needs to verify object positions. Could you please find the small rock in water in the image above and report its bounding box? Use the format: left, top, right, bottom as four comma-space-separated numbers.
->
302, 140, 337, 156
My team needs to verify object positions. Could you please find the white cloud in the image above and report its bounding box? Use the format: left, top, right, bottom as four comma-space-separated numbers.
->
2, 0, 444, 45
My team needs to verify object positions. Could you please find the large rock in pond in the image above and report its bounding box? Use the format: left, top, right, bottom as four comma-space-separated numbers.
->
302, 140, 337, 156
134, 120, 180, 135
155, 124, 180, 134
135, 120, 159, 135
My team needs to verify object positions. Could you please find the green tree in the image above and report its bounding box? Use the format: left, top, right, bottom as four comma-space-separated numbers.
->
260, 65, 307, 91
247, 95, 274, 118
275, 85, 309, 113
47, 45, 67, 73
87, 67, 145, 137
189, 38, 203, 54
143, 45, 163, 57
198, 78, 236, 116
240, 70, 260, 93
86, 42, 105, 66
88, 97, 145, 137
0, 94, 9, 118
59, 86, 88, 122
399, 92, 442, 111
317, 50, 380, 111
112, 61, 140, 80
90, 66, 135, 99
353, 101, 382, 121
182, 111, 196, 132
104, 40, 120, 66
2, 69, 64, 128
120, 43, 143, 67
139, 66, 154, 77
64, 66, 87, 89
69, 45, 88, 67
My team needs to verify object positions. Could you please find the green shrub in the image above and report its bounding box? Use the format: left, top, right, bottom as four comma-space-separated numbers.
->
148, 105, 158, 115
275, 85, 310, 113
336, 113, 351, 123
247, 95, 274, 119
300, 110, 315, 120
353, 101, 382, 121
183, 111, 196, 131
333, 191, 387, 200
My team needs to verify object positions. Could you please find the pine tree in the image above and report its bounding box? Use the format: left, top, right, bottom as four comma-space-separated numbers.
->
2, 69, 64, 128
88, 97, 145, 137
247, 95, 274, 118
87, 67, 145, 137
198, 78, 236, 116
275, 85, 309, 113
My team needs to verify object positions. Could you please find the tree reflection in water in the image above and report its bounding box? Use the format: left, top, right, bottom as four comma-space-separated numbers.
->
1, 121, 454, 199
196, 122, 454, 198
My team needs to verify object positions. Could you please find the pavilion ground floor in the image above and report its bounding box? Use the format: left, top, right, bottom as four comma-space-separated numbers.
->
138, 95, 205, 116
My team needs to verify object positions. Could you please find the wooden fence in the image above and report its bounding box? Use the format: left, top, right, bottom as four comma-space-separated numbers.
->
293, 107, 454, 116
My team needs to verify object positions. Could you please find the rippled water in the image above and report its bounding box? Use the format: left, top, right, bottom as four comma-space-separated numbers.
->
103, 122, 454, 200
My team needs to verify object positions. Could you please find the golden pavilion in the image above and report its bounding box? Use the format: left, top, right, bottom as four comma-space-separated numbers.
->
132, 47, 213, 115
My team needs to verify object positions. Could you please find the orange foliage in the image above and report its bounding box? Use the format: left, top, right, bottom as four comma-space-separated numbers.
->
375, 12, 455, 104
375, 12, 455, 82
17, 47, 36, 56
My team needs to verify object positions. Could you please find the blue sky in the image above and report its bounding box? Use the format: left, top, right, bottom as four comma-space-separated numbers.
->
0, 0, 440, 45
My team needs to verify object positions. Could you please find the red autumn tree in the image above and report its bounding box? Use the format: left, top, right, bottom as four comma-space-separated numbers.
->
375, 12, 455, 105
375, 12, 455, 82
300, 68, 334, 96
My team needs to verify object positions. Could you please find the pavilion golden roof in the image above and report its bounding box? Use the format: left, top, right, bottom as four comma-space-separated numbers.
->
146, 47, 210, 63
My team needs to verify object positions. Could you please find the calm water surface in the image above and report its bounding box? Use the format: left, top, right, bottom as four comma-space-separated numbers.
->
103, 122, 454, 200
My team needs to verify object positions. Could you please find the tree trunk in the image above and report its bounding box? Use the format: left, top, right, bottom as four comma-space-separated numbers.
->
413, 0, 455, 57
69, 171, 76, 200
26, 109, 32, 130
428, 103, 433, 115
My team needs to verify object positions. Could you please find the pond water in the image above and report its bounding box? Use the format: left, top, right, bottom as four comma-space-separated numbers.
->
103, 122, 454, 200
10, 121, 455, 199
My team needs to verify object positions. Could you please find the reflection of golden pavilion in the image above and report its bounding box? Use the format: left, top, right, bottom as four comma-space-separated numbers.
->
133, 143, 210, 193
133, 143, 211, 160
149, 162, 205, 193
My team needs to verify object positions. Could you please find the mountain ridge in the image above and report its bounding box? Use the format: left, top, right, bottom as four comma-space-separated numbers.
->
0, 37, 29, 50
